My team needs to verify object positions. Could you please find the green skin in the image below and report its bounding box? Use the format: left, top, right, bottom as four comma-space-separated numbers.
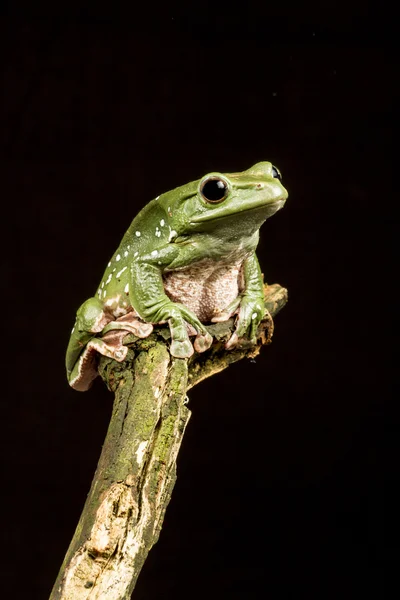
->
66, 162, 288, 391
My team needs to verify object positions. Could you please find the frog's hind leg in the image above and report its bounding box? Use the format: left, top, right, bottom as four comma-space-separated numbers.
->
66, 297, 127, 391
102, 312, 154, 338
68, 337, 128, 391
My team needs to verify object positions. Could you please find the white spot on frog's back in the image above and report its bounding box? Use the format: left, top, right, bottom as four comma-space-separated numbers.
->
124, 283, 129, 293
105, 294, 121, 308
108, 261, 111, 267
106, 273, 113, 284
116, 254, 121, 262
160, 219, 165, 226
168, 229, 177, 242
116, 266, 127, 278
124, 250, 129, 257
251, 312, 257, 319
103, 294, 130, 318
106, 294, 120, 305
151, 250, 158, 257
135, 231, 141, 237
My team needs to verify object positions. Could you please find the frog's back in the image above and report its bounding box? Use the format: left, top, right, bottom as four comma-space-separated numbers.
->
94, 198, 167, 312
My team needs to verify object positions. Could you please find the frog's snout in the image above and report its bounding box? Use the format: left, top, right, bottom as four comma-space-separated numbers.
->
245, 162, 271, 177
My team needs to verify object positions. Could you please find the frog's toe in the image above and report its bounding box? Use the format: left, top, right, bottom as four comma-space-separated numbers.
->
104, 315, 154, 339
170, 339, 194, 359
134, 322, 154, 338
211, 312, 232, 323
225, 332, 239, 350
193, 332, 213, 353
185, 323, 197, 336
114, 346, 128, 362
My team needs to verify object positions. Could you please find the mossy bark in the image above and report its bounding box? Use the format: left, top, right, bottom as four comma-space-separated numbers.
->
49, 284, 287, 600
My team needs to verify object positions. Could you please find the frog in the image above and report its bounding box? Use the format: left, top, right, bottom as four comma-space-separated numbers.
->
66, 161, 288, 391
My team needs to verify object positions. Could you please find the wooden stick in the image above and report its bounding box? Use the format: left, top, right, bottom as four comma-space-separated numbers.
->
50, 284, 287, 600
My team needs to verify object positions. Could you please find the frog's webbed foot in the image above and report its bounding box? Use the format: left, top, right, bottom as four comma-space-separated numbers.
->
225, 332, 239, 350
102, 313, 154, 338
145, 300, 212, 359
170, 332, 212, 358
170, 337, 195, 358
66, 298, 114, 387
72, 315, 155, 391
67, 299, 152, 391
69, 337, 128, 391
75, 297, 113, 333
224, 296, 272, 350
193, 332, 213, 353
168, 307, 213, 358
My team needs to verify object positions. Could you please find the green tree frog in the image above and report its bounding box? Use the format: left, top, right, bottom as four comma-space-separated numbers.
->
66, 162, 288, 391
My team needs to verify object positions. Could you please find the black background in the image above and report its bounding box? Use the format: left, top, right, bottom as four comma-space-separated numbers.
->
1, 5, 393, 599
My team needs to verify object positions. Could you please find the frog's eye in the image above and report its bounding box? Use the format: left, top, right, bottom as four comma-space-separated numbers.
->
200, 177, 229, 204
272, 165, 282, 181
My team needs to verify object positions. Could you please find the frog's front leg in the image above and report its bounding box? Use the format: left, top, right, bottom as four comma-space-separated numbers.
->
66, 297, 128, 389
219, 253, 269, 349
130, 249, 212, 358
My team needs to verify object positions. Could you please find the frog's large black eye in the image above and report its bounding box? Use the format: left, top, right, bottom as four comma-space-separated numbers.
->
200, 177, 229, 203
272, 165, 282, 180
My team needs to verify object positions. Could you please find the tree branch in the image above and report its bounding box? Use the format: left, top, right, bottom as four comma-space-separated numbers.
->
49, 283, 287, 600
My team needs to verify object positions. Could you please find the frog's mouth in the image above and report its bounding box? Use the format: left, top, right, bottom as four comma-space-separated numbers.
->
191, 197, 286, 224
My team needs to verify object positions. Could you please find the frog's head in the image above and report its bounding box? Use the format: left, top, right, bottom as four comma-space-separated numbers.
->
160, 162, 288, 238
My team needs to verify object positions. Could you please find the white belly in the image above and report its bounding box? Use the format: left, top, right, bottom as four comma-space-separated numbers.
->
162, 257, 245, 322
